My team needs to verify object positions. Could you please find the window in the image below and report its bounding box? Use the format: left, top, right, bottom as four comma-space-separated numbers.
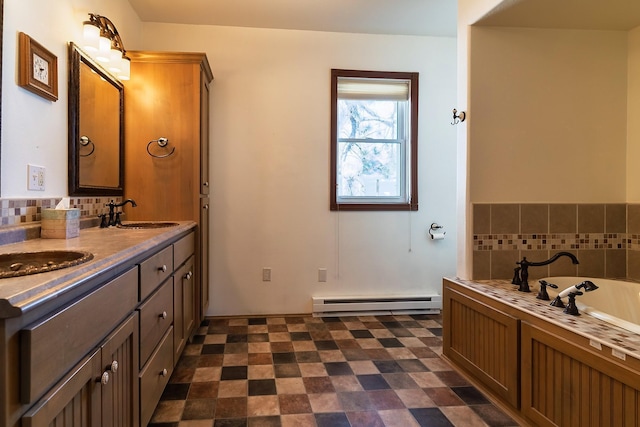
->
330, 69, 419, 211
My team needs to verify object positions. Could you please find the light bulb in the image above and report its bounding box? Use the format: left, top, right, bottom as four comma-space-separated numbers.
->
119, 56, 130, 81
96, 36, 111, 62
109, 48, 122, 73
82, 22, 99, 52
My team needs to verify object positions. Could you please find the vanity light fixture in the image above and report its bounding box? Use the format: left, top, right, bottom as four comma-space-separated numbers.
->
82, 13, 130, 80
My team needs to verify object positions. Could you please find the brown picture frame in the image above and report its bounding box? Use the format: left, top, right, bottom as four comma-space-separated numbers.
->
18, 32, 58, 101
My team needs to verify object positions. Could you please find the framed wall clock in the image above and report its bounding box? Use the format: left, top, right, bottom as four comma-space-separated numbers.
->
18, 32, 58, 101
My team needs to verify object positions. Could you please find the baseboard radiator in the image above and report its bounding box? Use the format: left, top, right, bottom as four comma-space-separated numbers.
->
312, 295, 442, 317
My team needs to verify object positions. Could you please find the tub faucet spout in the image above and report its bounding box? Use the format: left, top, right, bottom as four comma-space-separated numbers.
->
512, 252, 579, 292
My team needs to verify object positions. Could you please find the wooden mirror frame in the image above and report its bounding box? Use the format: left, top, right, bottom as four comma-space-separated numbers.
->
68, 42, 124, 196
0, 0, 4, 196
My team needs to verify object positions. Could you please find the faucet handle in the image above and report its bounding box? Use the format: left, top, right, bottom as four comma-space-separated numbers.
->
538, 280, 558, 288
511, 267, 522, 285
536, 280, 553, 300
563, 291, 583, 316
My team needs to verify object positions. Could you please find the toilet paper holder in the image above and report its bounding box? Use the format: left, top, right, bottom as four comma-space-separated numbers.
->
429, 223, 446, 239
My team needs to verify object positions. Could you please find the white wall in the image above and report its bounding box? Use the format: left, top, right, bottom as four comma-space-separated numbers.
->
2, 0, 142, 197
469, 27, 628, 203
139, 24, 458, 315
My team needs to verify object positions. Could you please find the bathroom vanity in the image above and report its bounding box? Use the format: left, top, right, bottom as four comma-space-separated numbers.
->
443, 278, 640, 427
0, 222, 196, 427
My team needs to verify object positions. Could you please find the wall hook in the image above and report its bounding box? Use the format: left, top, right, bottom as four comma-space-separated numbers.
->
147, 137, 176, 158
79, 135, 95, 157
451, 108, 466, 125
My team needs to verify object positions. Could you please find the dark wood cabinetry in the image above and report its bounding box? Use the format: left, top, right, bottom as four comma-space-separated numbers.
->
22, 312, 138, 427
0, 227, 196, 427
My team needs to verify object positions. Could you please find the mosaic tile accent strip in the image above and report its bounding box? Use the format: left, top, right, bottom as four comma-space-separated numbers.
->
473, 233, 628, 251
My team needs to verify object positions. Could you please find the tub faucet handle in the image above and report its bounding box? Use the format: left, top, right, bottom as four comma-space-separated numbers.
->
536, 280, 558, 301
563, 291, 583, 316
512, 267, 522, 286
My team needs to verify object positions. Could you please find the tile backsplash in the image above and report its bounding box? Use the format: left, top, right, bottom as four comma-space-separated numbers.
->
0, 197, 121, 244
473, 203, 640, 281
0, 197, 119, 225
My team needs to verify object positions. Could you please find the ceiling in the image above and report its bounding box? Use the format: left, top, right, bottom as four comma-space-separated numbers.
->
126, 0, 458, 37
476, 0, 640, 31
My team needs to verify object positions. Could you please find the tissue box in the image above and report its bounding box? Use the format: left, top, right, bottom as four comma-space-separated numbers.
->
41, 208, 80, 239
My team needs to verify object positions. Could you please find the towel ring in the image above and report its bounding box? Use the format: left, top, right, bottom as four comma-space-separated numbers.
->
147, 137, 175, 158
79, 136, 95, 157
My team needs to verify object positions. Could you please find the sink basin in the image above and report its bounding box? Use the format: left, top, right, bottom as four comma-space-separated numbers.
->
0, 250, 94, 278
117, 222, 179, 229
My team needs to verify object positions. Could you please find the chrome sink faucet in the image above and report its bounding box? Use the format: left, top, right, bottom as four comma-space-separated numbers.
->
102, 199, 138, 227
511, 251, 579, 292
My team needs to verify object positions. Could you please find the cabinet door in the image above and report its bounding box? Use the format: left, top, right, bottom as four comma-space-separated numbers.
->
443, 285, 520, 407
101, 313, 139, 427
199, 198, 210, 322
22, 349, 102, 427
522, 322, 640, 427
200, 69, 210, 195
174, 255, 195, 360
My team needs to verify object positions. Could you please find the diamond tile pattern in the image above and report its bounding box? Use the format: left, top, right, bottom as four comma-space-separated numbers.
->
149, 314, 519, 427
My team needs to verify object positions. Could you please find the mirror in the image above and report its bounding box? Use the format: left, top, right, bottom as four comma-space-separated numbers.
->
68, 42, 124, 196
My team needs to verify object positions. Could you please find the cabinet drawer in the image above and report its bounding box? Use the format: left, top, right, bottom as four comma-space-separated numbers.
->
140, 245, 173, 301
140, 326, 174, 427
174, 231, 194, 269
139, 278, 174, 367
21, 266, 138, 404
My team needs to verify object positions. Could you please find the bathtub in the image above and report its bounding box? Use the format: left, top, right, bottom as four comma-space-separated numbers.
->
542, 276, 640, 335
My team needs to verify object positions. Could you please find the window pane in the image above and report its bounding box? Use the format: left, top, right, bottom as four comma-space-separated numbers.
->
337, 142, 400, 198
337, 100, 398, 140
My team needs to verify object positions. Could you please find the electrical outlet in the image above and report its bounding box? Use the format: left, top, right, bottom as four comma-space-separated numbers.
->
318, 268, 327, 282
27, 164, 45, 191
262, 267, 272, 282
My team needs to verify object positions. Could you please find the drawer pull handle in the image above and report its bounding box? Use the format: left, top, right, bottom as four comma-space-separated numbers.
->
159, 311, 168, 319
99, 371, 110, 385
160, 368, 168, 377
110, 360, 119, 374
159, 265, 167, 273
185, 271, 193, 280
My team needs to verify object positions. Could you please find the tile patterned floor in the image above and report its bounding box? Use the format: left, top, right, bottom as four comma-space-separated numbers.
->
149, 314, 519, 427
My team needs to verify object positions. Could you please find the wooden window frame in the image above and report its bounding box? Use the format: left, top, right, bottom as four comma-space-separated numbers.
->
330, 69, 419, 211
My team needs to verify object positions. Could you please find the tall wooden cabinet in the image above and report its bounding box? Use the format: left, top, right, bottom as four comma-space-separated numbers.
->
124, 51, 213, 323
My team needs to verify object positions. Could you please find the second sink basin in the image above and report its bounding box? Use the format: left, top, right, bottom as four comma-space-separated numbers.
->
0, 250, 94, 278
117, 222, 179, 229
